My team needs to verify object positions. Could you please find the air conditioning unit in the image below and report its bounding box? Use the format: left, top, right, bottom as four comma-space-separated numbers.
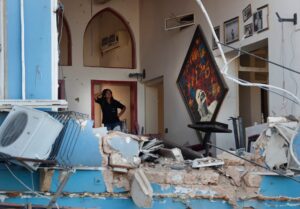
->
94, 0, 111, 4
100, 30, 129, 53
0, 106, 63, 170
165, 13, 195, 31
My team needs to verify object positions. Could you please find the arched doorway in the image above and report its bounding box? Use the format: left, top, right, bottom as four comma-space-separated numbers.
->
83, 8, 135, 69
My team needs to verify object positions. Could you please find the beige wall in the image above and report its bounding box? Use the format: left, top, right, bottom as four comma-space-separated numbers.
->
140, 0, 244, 147
145, 78, 164, 135
141, 0, 300, 148
59, 19, 70, 66
157, 82, 164, 134
83, 11, 133, 68
59, 0, 144, 129
145, 85, 158, 134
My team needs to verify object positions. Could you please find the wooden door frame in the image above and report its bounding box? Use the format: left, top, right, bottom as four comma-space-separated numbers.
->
91, 80, 138, 132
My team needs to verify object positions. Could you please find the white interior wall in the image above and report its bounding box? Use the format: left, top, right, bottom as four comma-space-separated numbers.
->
145, 86, 158, 134
140, 0, 300, 149
59, 20, 69, 66
61, 0, 300, 148
268, 1, 300, 117
140, 0, 250, 147
83, 11, 132, 68
60, 0, 144, 129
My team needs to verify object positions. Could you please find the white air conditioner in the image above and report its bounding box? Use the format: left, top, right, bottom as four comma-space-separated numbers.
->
0, 106, 63, 170
94, 0, 111, 4
165, 13, 195, 31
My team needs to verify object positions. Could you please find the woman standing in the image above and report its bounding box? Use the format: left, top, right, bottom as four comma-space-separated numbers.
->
94, 89, 126, 130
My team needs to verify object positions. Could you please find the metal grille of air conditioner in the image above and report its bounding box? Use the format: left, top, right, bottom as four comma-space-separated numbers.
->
0, 112, 28, 147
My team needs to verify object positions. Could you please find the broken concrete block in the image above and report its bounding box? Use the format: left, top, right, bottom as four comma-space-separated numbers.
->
197, 170, 219, 185
113, 173, 130, 191
131, 169, 153, 208
107, 135, 140, 158
112, 167, 128, 173
192, 157, 224, 168
225, 166, 241, 186
158, 148, 184, 161
166, 171, 184, 184
243, 172, 262, 188
144, 169, 166, 184
183, 170, 219, 185
217, 152, 245, 166
110, 152, 141, 168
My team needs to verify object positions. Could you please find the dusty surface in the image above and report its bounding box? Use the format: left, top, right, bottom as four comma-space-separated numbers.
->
96, 131, 270, 207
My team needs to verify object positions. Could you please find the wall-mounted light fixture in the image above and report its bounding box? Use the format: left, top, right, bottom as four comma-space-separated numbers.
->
129, 69, 146, 81
276, 12, 297, 25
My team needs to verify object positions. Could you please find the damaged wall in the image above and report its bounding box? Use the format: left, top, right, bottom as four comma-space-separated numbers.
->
6, 0, 57, 99
140, 0, 300, 147
140, 0, 243, 147
60, 0, 145, 129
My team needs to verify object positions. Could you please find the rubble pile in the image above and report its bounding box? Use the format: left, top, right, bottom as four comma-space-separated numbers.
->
98, 131, 272, 208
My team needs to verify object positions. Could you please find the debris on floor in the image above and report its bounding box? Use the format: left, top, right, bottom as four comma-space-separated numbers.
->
96, 131, 273, 207
192, 157, 224, 168
6, 114, 299, 208
253, 116, 300, 171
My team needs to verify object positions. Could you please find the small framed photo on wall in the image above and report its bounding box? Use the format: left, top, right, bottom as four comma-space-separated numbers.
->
253, 4, 269, 33
212, 26, 220, 50
242, 4, 252, 22
224, 17, 239, 44
244, 23, 253, 38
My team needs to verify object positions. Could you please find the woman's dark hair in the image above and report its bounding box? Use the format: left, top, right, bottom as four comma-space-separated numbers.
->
101, 89, 114, 99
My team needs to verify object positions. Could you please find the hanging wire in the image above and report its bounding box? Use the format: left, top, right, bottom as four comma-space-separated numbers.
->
5, 164, 60, 209
289, 25, 298, 114
195, 0, 300, 107
217, 42, 300, 76
207, 143, 300, 184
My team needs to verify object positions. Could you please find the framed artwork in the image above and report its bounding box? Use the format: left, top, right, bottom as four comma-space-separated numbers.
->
224, 17, 239, 44
253, 4, 269, 33
242, 4, 252, 22
244, 23, 253, 38
177, 26, 228, 123
212, 26, 220, 50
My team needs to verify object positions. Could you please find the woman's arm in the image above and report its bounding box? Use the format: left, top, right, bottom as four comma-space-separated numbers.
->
118, 106, 126, 118
94, 92, 101, 101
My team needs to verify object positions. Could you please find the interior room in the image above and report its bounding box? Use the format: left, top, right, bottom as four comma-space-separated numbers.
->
2, 0, 300, 208
57, 0, 300, 152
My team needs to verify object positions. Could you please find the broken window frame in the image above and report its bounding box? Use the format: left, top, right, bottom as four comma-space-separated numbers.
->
0, 0, 5, 99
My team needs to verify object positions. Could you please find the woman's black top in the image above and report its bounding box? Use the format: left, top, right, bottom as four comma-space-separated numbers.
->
95, 97, 125, 124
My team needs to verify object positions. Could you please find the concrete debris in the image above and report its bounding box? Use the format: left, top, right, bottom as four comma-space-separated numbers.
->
224, 166, 242, 186
243, 172, 262, 188
140, 138, 164, 161
110, 152, 141, 168
112, 167, 128, 173
192, 157, 224, 168
131, 169, 153, 208
217, 152, 246, 166
95, 131, 276, 207
102, 131, 144, 169
159, 148, 184, 162
253, 117, 299, 170
92, 127, 108, 139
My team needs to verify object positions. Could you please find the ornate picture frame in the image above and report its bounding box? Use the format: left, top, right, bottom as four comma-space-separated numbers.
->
177, 25, 228, 123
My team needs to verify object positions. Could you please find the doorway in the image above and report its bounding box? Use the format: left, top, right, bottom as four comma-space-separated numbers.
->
144, 77, 164, 136
91, 80, 137, 133
239, 43, 269, 127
